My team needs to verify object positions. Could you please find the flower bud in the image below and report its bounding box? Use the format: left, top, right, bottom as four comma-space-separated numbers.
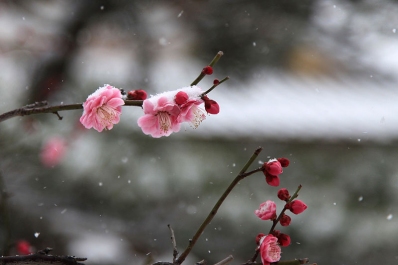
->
272, 230, 281, 237
127, 89, 147, 100
277, 158, 290, 167
175, 91, 189, 105
213, 79, 220, 85
265, 172, 280, 187
202, 95, 220, 114
287, 199, 308, 215
277, 233, 291, 247
263, 159, 283, 177
202, 66, 213, 75
277, 188, 290, 201
279, 213, 291, 226
256, 233, 266, 245
17, 240, 32, 255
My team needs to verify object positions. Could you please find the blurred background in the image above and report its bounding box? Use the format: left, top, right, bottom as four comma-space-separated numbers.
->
1, 0, 398, 264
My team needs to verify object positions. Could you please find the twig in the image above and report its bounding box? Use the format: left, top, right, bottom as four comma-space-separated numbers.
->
0, 100, 143, 123
175, 147, 263, 264
248, 185, 303, 264
202, 76, 230, 96
167, 224, 178, 262
191, 51, 224, 86
24, 101, 48, 109
0, 248, 87, 265
214, 255, 233, 265
268, 185, 302, 234
0, 169, 11, 256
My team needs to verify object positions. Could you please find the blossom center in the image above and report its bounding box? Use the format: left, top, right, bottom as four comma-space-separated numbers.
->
190, 106, 206, 129
97, 104, 117, 125
157, 111, 172, 132
267, 242, 281, 261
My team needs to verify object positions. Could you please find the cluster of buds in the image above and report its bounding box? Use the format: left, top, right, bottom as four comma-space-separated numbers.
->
254, 157, 308, 265
262, 157, 290, 186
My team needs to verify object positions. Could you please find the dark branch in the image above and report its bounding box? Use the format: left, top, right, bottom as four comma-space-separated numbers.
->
0, 250, 87, 265
0, 100, 143, 123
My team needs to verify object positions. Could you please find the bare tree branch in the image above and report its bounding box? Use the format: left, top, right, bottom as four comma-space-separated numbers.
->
0, 248, 86, 265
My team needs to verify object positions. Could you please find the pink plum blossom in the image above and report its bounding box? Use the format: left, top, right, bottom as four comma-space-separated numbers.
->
137, 92, 181, 138
80, 84, 124, 132
258, 234, 281, 265
137, 86, 207, 137
175, 86, 206, 128
40, 137, 66, 167
255, 200, 277, 220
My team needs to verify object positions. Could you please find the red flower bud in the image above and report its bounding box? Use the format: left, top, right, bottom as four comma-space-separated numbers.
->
175, 91, 189, 105
277, 233, 291, 247
279, 213, 291, 226
202, 66, 213, 75
287, 199, 308, 215
277, 188, 290, 201
265, 172, 280, 187
256, 233, 266, 245
17, 240, 32, 255
213, 79, 220, 85
127, 89, 147, 100
263, 160, 283, 177
277, 158, 290, 167
272, 230, 281, 237
202, 95, 220, 114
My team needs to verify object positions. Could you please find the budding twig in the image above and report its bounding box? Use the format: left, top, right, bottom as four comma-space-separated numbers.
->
175, 147, 263, 264
191, 51, 224, 86
248, 185, 304, 264
202, 76, 230, 96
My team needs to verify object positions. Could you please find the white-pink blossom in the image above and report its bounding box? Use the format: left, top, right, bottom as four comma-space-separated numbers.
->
80, 84, 124, 132
175, 86, 206, 128
137, 86, 206, 137
255, 200, 277, 220
137, 93, 181, 138
258, 234, 281, 265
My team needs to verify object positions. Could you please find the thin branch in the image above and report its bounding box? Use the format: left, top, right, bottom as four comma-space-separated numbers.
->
202, 76, 230, 96
214, 255, 233, 265
268, 185, 302, 234
167, 224, 178, 262
191, 51, 224, 86
175, 147, 263, 264
0, 169, 11, 256
0, 248, 86, 265
0, 100, 143, 123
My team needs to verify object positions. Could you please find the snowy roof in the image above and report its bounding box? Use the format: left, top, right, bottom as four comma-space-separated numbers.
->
189, 73, 398, 142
